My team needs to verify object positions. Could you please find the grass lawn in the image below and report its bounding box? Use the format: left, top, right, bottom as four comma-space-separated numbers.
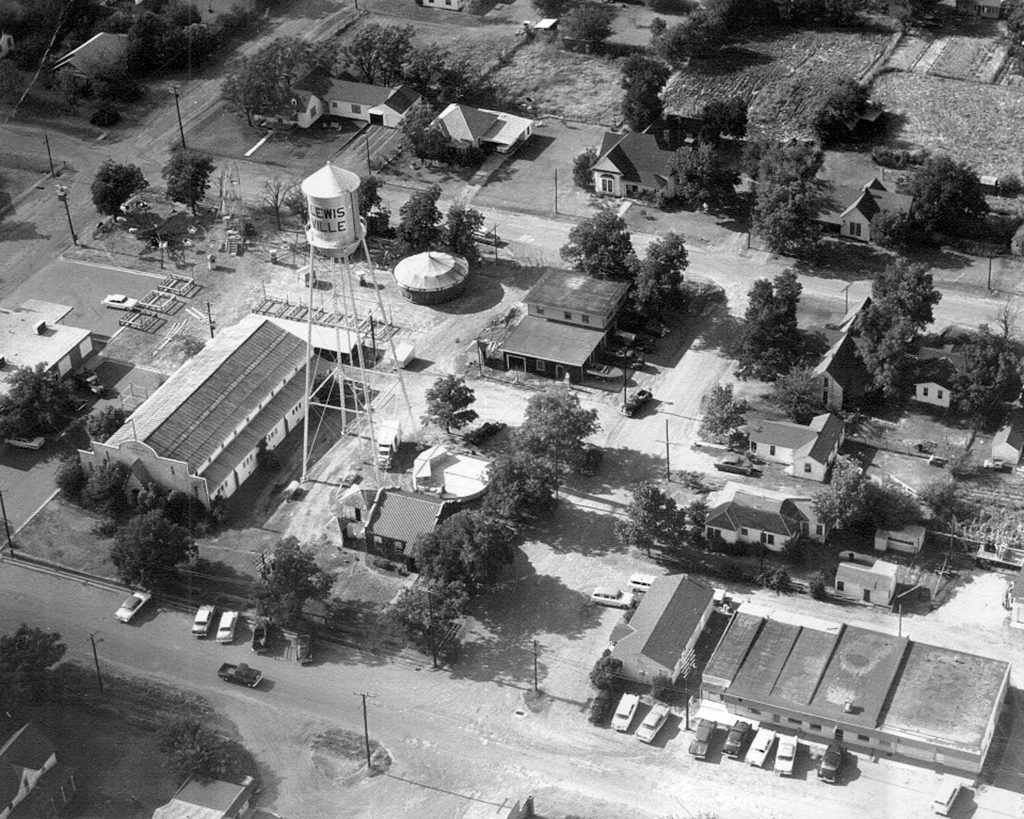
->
17, 498, 118, 579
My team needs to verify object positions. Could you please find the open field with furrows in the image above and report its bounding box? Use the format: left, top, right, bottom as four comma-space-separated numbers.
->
871, 71, 1024, 176
926, 34, 1008, 83
662, 28, 893, 140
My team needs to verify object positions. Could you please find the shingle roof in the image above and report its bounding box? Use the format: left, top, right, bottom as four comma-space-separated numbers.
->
292, 70, 394, 107
749, 418, 818, 451
812, 313, 872, 396
105, 316, 307, 474
993, 408, 1024, 458
365, 488, 447, 545
379, 84, 420, 115
500, 316, 604, 368
593, 132, 676, 189
706, 492, 807, 537
154, 776, 256, 819
436, 103, 499, 142
612, 575, 713, 671
806, 412, 845, 463
523, 268, 630, 317
915, 345, 965, 388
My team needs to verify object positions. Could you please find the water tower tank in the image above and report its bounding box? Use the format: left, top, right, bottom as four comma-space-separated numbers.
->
301, 163, 363, 254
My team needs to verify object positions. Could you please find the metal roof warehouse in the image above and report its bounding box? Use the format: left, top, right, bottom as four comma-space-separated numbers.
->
700, 611, 1009, 774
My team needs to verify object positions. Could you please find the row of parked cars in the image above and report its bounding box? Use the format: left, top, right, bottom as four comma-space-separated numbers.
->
693, 718, 844, 781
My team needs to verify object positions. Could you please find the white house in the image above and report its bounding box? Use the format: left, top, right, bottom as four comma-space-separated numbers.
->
705, 482, 828, 551
834, 552, 898, 605
423, 0, 466, 9
747, 412, 845, 482
913, 345, 964, 409
992, 408, 1024, 465
434, 103, 535, 153
818, 176, 913, 244
282, 71, 421, 129
875, 525, 926, 555
812, 297, 873, 410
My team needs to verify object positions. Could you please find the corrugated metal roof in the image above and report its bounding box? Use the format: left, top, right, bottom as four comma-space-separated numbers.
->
366, 489, 447, 545
523, 268, 630, 317
500, 315, 604, 368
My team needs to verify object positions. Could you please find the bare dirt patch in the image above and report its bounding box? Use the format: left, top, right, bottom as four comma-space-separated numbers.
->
16, 497, 117, 577
872, 71, 1024, 175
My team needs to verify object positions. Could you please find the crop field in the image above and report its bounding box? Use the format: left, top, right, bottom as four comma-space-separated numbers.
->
872, 71, 1024, 176
661, 28, 893, 141
926, 34, 1008, 83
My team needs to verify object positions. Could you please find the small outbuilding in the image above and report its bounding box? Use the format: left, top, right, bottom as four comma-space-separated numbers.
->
393, 251, 469, 305
992, 408, 1024, 466
875, 525, 926, 555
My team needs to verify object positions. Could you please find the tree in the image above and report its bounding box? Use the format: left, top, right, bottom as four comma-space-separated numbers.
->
387, 580, 468, 654
735, 269, 804, 381
770, 366, 824, 423
908, 154, 988, 237
111, 510, 196, 587
698, 384, 749, 441
413, 509, 514, 594
561, 2, 617, 45
672, 142, 738, 210
654, 13, 724, 64
483, 451, 558, 523
82, 461, 131, 517
750, 140, 825, 257
91, 160, 148, 216
423, 375, 478, 433
0, 60, 23, 101
162, 147, 215, 216
633, 232, 688, 316
518, 387, 601, 477
396, 184, 443, 256
615, 482, 683, 557
756, 566, 791, 592
444, 203, 484, 267
856, 260, 941, 396
620, 55, 670, 132
687, 499, 709, 529
0, 363, 78, 439
55, 454, 88, 502
949, 326, 1023, 420
811, 76, 869, 146
284, 179, 308, 222
400, 103, 448, 161
255, 537, 333, 627
699, 97, 747, 143
809, 570, 827, 600
560, 209, 638, 281
590, 652, 624, 691
159, 719, 250, 783
86, 406, 127, 443
221, 37, 316, 127
573, 147, 598, 189
0, 624, 66, 711
260, 177, 291, 230
811, 455, 871, 531
534, 0, 575, 16
358, 175, 383, 219
344, 23, 413, 86
870, 210, 920, 251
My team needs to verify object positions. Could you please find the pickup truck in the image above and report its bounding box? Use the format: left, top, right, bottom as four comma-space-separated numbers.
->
217, 662, 262, 688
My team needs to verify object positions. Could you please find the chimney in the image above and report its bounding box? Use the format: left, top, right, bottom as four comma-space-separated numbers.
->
844, 701, 853, 713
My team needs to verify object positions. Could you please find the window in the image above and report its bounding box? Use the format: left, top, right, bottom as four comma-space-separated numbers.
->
761, 533, 775, 546
769, 445, 776, 456
446, 0, 452, 4
803, 462, 812, 473
850, 221, 862, 237
835, 728, 844, 740
750, 442, 758, 452
354, 508, 361, 522
352, 104, 362, 114
810, 723, 822, 732
564, 312, 572, 320
536, 306, 544, 315
749, 708, 761, 715
937, 389, 944, 400
822, 387, 829, 403
600, 175, 614, 194
787, 718, 801, 725
857, 734, 870, 742
863, 589, 871, 602
815, 523, 825, 536
536, 360, 546, 373
836, 580, 845, 592
581, 314, 590, 324
878, 739, 891, 747
772, 714, 781, 723
922, 386, 929, 397
740, 528, 749, 536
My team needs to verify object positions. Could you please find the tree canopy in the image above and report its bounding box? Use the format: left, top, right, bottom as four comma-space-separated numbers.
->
111, 510, 196, 587
811, 77, 869, 146
699, 383, 749, 441
255, 537, 334, 627
750, 140, 825, 257
343, 23, 413, 86
699, 97, 747, 143
86, 406, 127, 443
0, 363, 78, 439
615, 482, 683, 557
413, 510, 514, 595
444, 203, 485, 267
159, 719, 253, 784
632, 232, 689, 317
91, 160, 148, 216
672, 142, 738, 210
560, 209, 638, 281
396, 184, 443, 256
620, 55, 670, 132
735, 269, 804, 381
387, 580, 467, 656
948, 326, 1023, 421
162, 147, 215, 216
573, 147, 599, 189
483, 450, 558, 523
518, 387, 601, 474
423, 375, 478, 433
908, 154, 988, 237
561, 2, 617, 44
0, 624, 66, 711
770, 366, 824, 424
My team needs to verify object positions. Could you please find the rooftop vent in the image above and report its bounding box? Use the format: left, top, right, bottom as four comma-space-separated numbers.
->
843, 701, 854, 713
32, 320, 46, 335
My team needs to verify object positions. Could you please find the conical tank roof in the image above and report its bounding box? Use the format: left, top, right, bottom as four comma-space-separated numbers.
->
393, 251, 469, 291
301, 163, 361, 198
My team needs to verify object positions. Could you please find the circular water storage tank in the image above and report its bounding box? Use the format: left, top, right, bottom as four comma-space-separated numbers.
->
392, 251, 469, 305
301, 163, 362, 254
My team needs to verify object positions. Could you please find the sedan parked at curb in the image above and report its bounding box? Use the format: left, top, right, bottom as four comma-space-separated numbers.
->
722, 721, 752, 758
688, 719, 717, 759
635, 703, 671, 743
216, 610, 239, 643
102, 294, 139, 311
115, 590, 152, 623
714, 453, 756, 476
611, 693, 640, 732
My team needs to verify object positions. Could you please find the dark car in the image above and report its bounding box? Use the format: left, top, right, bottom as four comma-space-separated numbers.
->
688, 719, 717, 759
579, 444, 603, 476
251, 619, 269, 653
296, 632, 314, 664
722, 721, 752, 757
621, 389, 653, 417
818, 741, 844, 782
714, 454, 755, 476
463, 421, 507, 446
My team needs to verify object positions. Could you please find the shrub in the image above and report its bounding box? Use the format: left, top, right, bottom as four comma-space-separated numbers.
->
590, 650, 624, 691
90, 106, 121, 127
589, 689, 615, 724
871, 146, 928, 169
809, 570, 827, 600
647, 0, 697, 13
757, 566, 791, 592
720, 561, 747, 582
651, 673, 676, 703
998, 173, 1023, 198
54, 454, 87, 502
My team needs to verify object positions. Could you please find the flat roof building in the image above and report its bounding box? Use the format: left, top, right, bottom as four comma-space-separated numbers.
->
0, 301, 94, 398
700, 611, 1009, 774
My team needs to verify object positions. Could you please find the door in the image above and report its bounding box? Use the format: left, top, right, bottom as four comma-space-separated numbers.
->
555, 365, 564, 380
370, 113, 384, 126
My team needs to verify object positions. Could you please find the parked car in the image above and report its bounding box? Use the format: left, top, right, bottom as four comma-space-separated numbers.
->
688, 719, 717, 759
635, 703, 671, 744
579, 443, 603, 476
722, 721, 752, 757
621, 389, 653, 417
931, 776, 963, 816
74, 368, 105, 396
296, 631, 313, 664
745, 727, 776, 767
611, 693, 640, 732
774, 735, 798, 776
463, 421, 507, 446
714, 453, 755, 476
590, 587, 635, 609
115, 590, 152, 623
251, 619, 269, 653
217, 610, 239, 643
628, 573, 656, 594
192, 604, 216, 637
102, 293, 139, 311
818, 741, 845, 783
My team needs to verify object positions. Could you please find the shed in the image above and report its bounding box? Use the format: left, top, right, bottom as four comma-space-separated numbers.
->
392, 251, 469, 305
835, 552, 898, 605
875, 525, 926, 555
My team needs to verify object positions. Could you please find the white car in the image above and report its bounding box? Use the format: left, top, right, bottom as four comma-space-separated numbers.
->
102, 294, 138, 311
774, 734, 798, 775
590, 587, 635, 609
611, 693, 640, 732
745, 727, 776, 767
635, 702, 671, 743
192, 604, 215, 637
114, 590, 152, 623
216, 610, 238, 643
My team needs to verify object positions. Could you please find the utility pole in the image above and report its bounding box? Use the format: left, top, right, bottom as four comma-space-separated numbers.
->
664, 418, 671, 482
426, 588, 437, 669
88, 633, 104, 692
356, 692, 374, 769
206, 301, 215, 338
683, 677, 690, 731
988, 255, 993, 291
55, 185, 78, 245
553, 168, 558, 214
0, 487, 12, 556
44, 135, 56, 177
365, 136, 372, 174
172, 86, 186, 150
533, 639, 539, 694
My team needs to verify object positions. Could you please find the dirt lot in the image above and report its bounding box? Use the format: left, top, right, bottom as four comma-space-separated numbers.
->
872, 71, 1024, 176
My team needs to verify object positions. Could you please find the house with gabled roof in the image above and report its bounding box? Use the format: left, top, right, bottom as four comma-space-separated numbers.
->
913, 344, 965, 409
433, 103, 535, 153
812, 296, 873, 410
992, 408, 1024, 465
835, 551, 898, 605
956, 0, 1009, 17
818, 176, 913, 243
152, 774, 256, 819
748, 412, 845, 482
591, 131, 678, 200
423, 0, 467, 10
705, 482, 828, 551
363, 488, 451, 568
610, 574, 714, 683
0, 723, 76, 818
278, 70, 422, 129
